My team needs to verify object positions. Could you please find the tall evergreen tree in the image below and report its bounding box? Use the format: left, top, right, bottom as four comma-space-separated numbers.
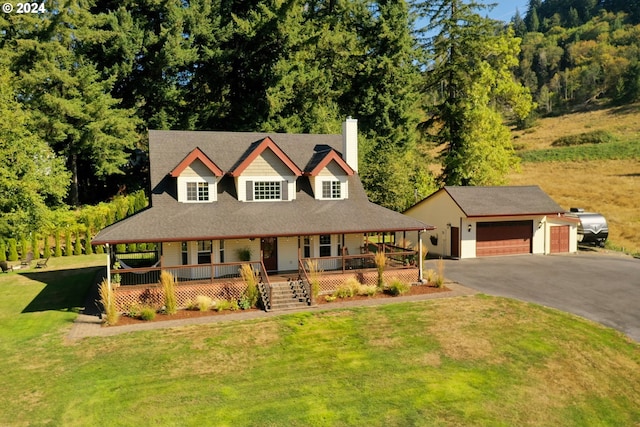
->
416, 0, 534, 186
0, 66, 69, 237
5, 1, 140, 206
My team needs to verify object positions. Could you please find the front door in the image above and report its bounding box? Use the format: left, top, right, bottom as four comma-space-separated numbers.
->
451, 227, 460, 258
261, 237, 278, 272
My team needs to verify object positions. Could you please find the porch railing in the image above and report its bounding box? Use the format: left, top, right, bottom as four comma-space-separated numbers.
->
115, 260, 263, 287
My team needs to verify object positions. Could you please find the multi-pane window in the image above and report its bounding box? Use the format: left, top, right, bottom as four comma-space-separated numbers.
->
197, 240, 212, 264
322, 181, 341, 199
187, 182, 209, 201
254, 181, 281, 200
319, 234, 331, 257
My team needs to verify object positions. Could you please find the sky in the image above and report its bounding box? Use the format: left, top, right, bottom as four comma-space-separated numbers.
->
486, 1, 530, 23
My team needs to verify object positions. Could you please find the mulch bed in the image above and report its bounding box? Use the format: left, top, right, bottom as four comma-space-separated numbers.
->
112, 284, 450, 326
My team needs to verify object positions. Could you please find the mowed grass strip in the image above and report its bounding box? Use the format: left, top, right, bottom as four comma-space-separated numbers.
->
1, 258, 639, 426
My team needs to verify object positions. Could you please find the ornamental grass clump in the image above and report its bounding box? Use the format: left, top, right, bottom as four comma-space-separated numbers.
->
305, 259, 322, 300
159, 271, 177, 315
374, 251, 386, 289
386, 278, 410, 296
335, 278, 360, 298
195, 295, 212, 311
98, 279, 119, 325
435, 258, 445, 288
139, 306, 156, 321
239, 264, 258, 308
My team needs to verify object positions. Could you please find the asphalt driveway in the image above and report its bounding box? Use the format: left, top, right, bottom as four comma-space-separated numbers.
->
426, 253, 640, 342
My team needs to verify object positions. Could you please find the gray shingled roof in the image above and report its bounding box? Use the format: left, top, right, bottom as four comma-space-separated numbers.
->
92, 131, 433, 244
442, 186, 565, 217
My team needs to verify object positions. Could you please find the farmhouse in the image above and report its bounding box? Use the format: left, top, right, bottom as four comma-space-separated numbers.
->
92, 119, 434, 310
402, 186, 579, 259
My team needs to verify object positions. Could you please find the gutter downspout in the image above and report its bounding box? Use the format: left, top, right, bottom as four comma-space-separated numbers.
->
106, 243, 111, 291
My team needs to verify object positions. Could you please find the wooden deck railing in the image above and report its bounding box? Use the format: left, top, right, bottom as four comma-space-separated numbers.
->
115, 261, 263, 287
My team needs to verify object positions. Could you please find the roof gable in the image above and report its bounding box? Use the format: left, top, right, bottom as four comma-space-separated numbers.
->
229, 137, 302, 177
305, 149, 354, 176
170, 147, 223, 177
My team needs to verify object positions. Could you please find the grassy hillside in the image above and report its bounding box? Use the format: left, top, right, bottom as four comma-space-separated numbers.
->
508, 104, 640, 255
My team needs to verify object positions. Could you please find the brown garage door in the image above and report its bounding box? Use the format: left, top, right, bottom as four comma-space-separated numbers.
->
550, 225, 570, 253
476, 221, 533, 257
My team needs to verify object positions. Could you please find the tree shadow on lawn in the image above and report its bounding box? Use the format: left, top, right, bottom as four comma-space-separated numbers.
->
20, 266, 105, 317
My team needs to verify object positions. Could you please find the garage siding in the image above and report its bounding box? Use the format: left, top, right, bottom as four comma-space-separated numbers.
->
476, 221, 533, 257
550, 225, 570, 253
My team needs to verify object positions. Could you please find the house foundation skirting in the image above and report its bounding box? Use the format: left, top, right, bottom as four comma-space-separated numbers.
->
114, 279, 248, 312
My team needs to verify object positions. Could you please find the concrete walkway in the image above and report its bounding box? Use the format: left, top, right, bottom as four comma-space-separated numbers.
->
67, 282, 477, 341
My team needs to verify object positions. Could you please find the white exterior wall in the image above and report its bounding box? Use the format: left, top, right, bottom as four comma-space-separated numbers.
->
224, 239, 261, 262
278, 237, 299, 271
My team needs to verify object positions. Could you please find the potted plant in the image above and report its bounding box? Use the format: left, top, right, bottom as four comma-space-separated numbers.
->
237, 248, 251, 262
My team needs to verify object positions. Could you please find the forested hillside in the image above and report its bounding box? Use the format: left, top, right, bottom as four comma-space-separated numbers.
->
514, 0, 640, 114
1, 0, 638, 247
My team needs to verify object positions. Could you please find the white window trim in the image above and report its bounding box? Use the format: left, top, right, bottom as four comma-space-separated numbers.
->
177, 175, 217, 203
253, 180, 282, 201
314, 176, 348, 200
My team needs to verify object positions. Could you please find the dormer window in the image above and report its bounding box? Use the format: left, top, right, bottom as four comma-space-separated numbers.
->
254, 181, 281, 200
187, 182, 210, 201
322, 181, 341, 199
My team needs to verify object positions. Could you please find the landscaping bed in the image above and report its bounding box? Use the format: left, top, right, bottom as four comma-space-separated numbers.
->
112, 283, 449, 326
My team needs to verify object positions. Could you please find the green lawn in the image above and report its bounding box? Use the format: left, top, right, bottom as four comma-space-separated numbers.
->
517, 140, 640, 162
1, 257, 639, 426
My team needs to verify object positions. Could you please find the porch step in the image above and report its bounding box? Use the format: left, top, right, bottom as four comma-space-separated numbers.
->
268, 281, 310, 311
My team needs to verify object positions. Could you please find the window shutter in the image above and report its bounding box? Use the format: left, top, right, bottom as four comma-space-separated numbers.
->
281, 180, 288, 201
246, 181, 253, 201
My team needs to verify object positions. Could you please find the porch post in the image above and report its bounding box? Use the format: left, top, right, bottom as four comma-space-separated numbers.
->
106, 243, 111, 290
418, 231, 424, 283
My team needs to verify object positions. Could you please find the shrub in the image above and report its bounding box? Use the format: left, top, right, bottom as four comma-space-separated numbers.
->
7, 238, 18, 261
64, 230, 72, 257
20, 238, 28, 259
126, 303, 141, 318
43, 238, 51, 259
139, 306, 156, 321
213, 299, 231, 312
335, 278, 360, 298
357, 284, 378, 297
54, 231, 62, 257
239, 264, 258, 307
0, 240, 5, 262
325, 295, 337, 302
31, 234, 39, 259
435, 258, 445, 288
74, 230, 83, 256
374, 252, 386, 288
386, 279, 410, 296
236, 247, 251, 261
229, 299, 240, 311
238, 295, 251, 310
551, 130, 616, 147
159, 271, 177, 315
195, 295, 212, 311
98, 279, 119, 325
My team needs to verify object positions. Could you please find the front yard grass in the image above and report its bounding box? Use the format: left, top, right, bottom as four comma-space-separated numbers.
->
0, 257, 639, 426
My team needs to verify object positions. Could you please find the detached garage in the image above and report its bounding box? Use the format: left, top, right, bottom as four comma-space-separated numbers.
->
402, 186, 578, 259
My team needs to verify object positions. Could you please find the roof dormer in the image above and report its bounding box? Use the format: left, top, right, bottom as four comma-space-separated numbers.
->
171, 147, 224, 203
305, 149, 353, 200
230, 137, 302, 202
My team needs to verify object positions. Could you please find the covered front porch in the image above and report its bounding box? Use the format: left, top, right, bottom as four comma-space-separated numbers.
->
107, 232, 427, 311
